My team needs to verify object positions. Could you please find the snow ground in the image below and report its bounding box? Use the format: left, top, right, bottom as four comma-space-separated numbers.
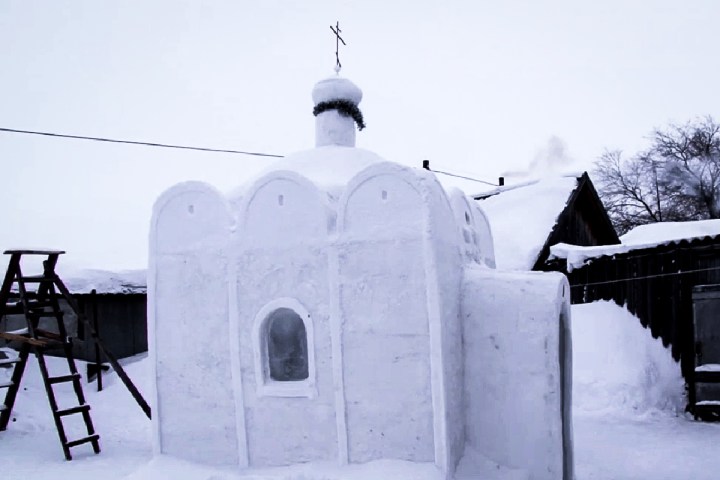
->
2, 302, 720, 479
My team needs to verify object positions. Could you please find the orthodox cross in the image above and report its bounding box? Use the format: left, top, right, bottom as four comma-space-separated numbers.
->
330, 21, 346, 73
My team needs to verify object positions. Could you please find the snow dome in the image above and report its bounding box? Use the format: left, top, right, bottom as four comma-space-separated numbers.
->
148, 74, 573, 480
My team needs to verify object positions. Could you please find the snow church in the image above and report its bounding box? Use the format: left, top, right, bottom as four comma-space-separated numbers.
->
148, 75, 574, 479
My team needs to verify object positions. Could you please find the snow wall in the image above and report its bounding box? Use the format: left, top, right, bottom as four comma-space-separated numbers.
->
462, 267, 573, 480
149, 182, 239, 465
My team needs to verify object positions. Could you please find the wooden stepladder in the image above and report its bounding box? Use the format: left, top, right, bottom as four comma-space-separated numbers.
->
0, 250, 100, 460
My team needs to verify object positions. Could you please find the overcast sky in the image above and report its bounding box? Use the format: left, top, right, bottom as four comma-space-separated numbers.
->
1, 0, 719, 271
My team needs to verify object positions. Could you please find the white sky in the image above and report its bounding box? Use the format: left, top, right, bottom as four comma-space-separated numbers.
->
1, 0, 719, 271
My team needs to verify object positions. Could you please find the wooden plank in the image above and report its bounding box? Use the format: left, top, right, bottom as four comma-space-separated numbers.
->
0, 332, 46, 347
2, 249, 65, 255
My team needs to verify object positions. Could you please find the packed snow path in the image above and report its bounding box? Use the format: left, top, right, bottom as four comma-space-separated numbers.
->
575, 414, 720, 480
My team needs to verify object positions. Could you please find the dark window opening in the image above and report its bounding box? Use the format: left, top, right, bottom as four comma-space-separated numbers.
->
267, 308, 309, 382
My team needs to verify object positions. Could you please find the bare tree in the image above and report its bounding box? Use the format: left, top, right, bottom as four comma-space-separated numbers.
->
654, 117, 720, 219
594, 117, 720, 234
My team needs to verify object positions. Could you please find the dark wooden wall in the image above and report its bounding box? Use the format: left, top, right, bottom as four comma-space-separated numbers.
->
1, 293, 147, 362
75, 293, 147, 362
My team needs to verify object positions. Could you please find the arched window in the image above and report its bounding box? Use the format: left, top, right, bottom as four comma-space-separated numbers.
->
252, 298, 316, 397
266, 308, 309, 381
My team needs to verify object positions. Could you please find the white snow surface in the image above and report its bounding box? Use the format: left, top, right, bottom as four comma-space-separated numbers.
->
6, 267, 146, 295
551, 219, 720, 270
4, 301, 720, 479
476, 176, 579, 270
228, 146, 386, 201
620, 219, 720, 245
695, 363, 720, 372
572, 301, 685, 417
61, 268, 146, 294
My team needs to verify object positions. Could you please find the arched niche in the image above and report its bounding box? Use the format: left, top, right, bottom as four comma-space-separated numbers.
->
251, 298, 317, 398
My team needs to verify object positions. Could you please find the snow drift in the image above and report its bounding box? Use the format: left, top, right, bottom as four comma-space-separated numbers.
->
572, 301, 684, 417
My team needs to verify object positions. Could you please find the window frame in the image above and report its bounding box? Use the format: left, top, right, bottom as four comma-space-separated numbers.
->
251, 298, 317, 398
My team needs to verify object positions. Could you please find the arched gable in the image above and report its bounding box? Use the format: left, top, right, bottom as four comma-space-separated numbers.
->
235, 170, 333, 247
151, 181, 232, 254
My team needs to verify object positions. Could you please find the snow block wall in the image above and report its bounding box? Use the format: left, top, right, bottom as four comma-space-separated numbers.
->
149, 182, 239, 466
462, 267, 573, 480
337, 163, 465, 468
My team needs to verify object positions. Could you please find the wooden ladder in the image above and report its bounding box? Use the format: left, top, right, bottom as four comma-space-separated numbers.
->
0, 250, 100, 460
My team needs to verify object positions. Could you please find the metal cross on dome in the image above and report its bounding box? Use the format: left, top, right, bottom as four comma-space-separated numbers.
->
330, 21, 346, 73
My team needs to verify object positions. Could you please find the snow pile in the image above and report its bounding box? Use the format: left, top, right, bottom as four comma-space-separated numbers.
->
552, 219, 720, 270
477, 176, 578, 270
572, 301, 684, 417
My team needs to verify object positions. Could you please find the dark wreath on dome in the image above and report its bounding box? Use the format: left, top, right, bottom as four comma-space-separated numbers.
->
313, 99, 366, 131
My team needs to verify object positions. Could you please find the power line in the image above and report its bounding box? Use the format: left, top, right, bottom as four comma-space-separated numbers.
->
570, 264, 720, 288
1, 126, 502, 186
429, 169, 500, 187
0, 127, 285, 158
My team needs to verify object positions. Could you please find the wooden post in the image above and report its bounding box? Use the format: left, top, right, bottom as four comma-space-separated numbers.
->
91, 289, 103, 392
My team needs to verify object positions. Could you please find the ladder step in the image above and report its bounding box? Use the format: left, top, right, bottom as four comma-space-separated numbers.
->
48, 373, 81, 385
65, 434, 99, 448
19, 275, 56, 283
3, 249, 65, 255
0, 381, 13, 388
55, 404, 90, 417
26, 301, 55, 310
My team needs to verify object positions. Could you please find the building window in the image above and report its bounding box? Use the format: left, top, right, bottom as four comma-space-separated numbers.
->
252, 298, 316, 397
267, 308, 309, 381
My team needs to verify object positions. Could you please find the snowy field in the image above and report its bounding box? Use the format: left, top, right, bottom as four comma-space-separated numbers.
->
2, 301, 719, 479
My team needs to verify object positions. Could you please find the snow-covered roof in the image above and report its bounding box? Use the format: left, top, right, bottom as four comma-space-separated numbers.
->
476, 175, 580, 270
551, 219, 720, 271
61, 268, 146, 294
